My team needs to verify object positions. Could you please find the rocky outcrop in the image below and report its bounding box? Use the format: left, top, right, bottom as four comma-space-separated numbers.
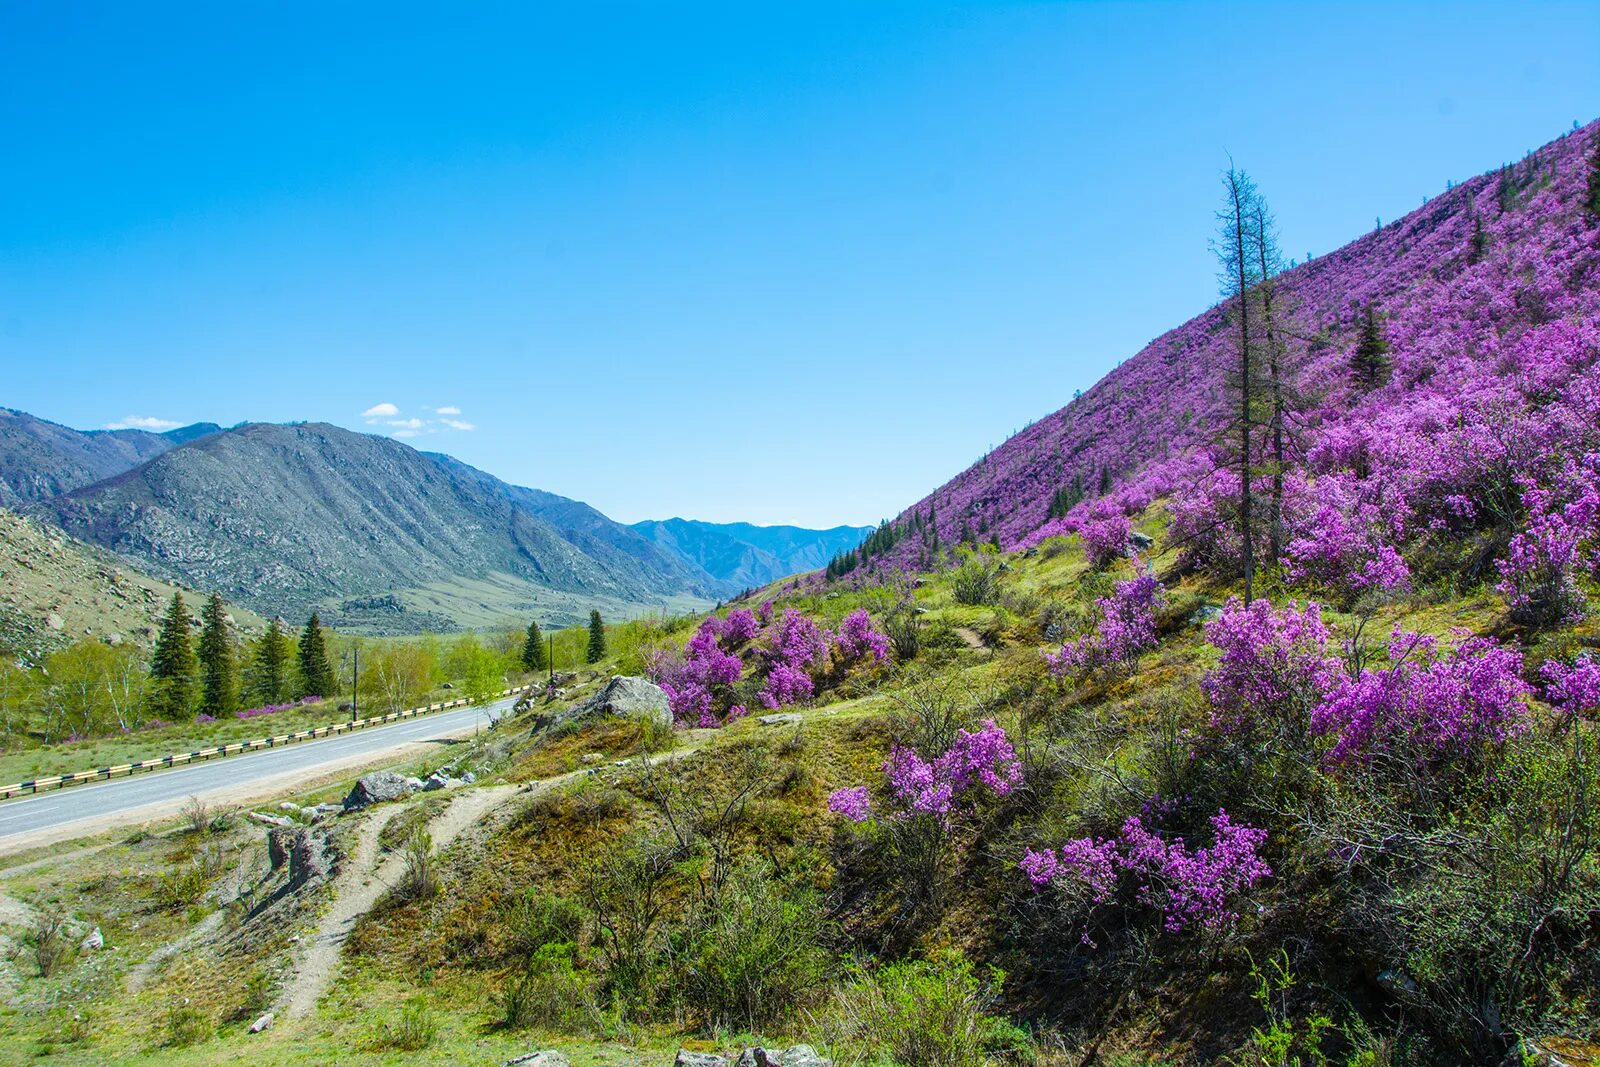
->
266, 826, 337, 888
342, 771, 416, 810
538, 675, 672, 731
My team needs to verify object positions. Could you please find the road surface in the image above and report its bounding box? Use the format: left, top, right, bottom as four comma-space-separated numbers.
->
0, 695, 517, 853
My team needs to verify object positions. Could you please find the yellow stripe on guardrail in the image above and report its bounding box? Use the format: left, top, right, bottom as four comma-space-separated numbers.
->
0, 688, 525, 800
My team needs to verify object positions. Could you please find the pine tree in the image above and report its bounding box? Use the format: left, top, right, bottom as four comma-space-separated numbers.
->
586, 610, 607, 664
253, 617, 292, 705
298, 612, 336, 699
198, 592, 237, 717
1351, 304, 1390, 388
520, 621, 546, 672
150, 591, 198, 720
1468, 209, 1488, 263
1216, 165, 1263, 604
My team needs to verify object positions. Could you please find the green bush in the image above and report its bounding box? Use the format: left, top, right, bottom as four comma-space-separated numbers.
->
162, 1002, 210, 1048
672, 859, 834, 1032
502, 888, 586, 960
823, 949, 1010, 1067
500, 943, 604, 1034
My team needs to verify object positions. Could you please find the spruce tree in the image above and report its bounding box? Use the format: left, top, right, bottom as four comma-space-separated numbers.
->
198, 593, 237, 717
297, 612, 336, 699
150, 591, 198, 720
1351, 304, 1391, 388
253, 617, 292, 705
586, 610, 607, 664
520, 621, 545, 672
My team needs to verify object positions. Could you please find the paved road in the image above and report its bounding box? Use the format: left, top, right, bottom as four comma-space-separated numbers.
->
0, 695, 516, 848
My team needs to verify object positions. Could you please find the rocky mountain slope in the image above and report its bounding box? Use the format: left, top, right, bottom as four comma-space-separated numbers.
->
47, 422, 713, 626
632, 518, 872, 594
0, 506, 261, 662
885, 120, 1599, 575
0, 408, 218, 507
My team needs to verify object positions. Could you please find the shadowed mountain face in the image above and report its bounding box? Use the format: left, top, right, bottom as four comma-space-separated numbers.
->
631, 517, 873, 594
0, 408, 218, 506
48, 422, 714, 624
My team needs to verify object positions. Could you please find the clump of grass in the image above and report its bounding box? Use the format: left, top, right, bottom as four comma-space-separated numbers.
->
162, 1001, 210, 1048
395, 830, 437, 903
373, 997, 437, 1051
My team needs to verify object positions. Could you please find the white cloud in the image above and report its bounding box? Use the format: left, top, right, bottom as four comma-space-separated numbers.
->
362, 402, 400, 418
106, 415, 182, 431
391, 429, 421, 438
386, 417, 425, 430
441, 418, 476, 431
434, 405, 461, 415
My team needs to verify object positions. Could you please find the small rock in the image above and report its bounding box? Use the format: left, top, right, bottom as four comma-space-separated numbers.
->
45, 612, 64, 631
440, 682, 455, 690
461, 771, 476, 784
1189, 605, 1223, 625
421, 772, 457, 791
1376, 968, 1419, 998
579, 753, 604, 764
736, 1047, 832, 1067
675, 1052, 728, 1067
105, 631, 123, 647
1130, 531, 1155, 549
249, 1011, 274, 1034
79, 927, 103, 951
278, 802, 301, 812
249, 811, 295, 828
757, 712, 802, 726
504, 1052, 570, 1067
404, 776, 424, 791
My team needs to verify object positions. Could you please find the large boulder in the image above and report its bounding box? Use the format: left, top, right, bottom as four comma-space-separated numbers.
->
736, 1047, 832, 1067
342, 770, 415, 810
675, 1053, 728, 1067
546, 676, 671, 731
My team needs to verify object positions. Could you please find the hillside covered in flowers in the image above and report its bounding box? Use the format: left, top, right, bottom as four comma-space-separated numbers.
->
872, 119, 1598, 615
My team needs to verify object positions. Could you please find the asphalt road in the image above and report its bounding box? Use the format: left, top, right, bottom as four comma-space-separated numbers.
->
0, 695, 516, 848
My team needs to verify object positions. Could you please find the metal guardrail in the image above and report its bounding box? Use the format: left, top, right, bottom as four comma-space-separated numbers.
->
0, 687, 527, 800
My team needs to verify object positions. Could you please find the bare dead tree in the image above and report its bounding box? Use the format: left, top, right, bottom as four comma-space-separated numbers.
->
1250, 194, 1290, 564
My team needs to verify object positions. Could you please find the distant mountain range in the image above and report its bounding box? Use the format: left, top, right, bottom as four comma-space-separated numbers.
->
632, 518, 873, 593
0, 410, 868, 631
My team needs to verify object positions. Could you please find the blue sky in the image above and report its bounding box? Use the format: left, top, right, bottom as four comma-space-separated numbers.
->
2, 2, 1595, 526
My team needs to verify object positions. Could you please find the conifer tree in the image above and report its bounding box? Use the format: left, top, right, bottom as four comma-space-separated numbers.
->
1351, 304, 1391, 388
521, 620, 545, 672
253, 617, 292, 705
198, 592, 237, 716
1216, 165, 1262, 603
586, 610, 607, 664
150, 591, 198, 720
297, 612, 335, 699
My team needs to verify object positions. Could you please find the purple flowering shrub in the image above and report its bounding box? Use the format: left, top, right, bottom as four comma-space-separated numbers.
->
1540, 655, 1600, 719
828, 719, 1022, 826
648, 605, 893, 726
1021, 809, 1271, 934
1313, 630, 1531, 767
1046, 569, 1164, 678
1201, 598, 1341, 737
1080, 513, 1133, 570
236, 696, 322, 721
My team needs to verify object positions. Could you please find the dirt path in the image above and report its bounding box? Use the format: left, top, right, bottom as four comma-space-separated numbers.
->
953, 626, 987, 650
278, 783, 520, 1020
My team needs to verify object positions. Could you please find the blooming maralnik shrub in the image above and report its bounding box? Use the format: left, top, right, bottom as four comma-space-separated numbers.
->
1021, 809, 1270, 934
1495, 459, 1600, 626
236, 696, 322, 721
1312, 630, 1532, 767
650, 618, 743, 726
1081, 513, 1133, 570
834, 608, 891, 666
830, 719, 1022, 826
1541, 655, 1600, 719
1201, 598, 1341, 736
1046, 569, 1163, 678
720, 608, 760, 648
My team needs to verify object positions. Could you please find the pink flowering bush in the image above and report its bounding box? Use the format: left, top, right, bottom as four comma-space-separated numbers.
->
236, 696, 322, 721
834, 608, 891, 666
1046, 569, 1164, 678
1312, 630, 1532, 767
1081, 513, 1133, 569
1021, 809, 1270, 934
1539, 654, 1600, 719
649, 618, 744, 726
720, 608, 760, 648
831, 719, 1022, 826
1201, 598, 1341, 737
